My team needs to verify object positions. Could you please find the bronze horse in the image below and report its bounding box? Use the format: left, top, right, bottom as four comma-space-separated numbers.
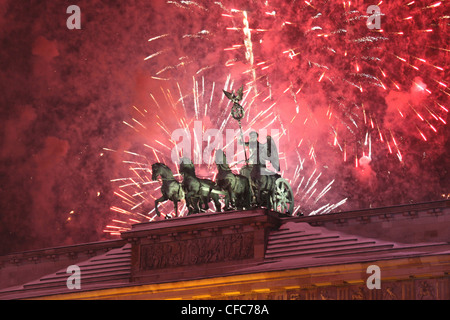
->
240, 164, 280, 209
215, 150, 251, 210
179, 158, 223, 214
151, 163, 184, 218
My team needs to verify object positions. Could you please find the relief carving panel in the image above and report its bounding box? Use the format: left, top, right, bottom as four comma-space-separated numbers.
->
415, 279, 436, 300
139, 232, 254, 270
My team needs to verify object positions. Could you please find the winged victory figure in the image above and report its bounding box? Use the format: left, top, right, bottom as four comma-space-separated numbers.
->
223, 85, 244, 105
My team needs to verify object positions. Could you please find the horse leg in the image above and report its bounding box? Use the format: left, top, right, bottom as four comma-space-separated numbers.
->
205, 197, 210, 211
187, 198, 194, 214
154, 196, 165, 217
201, 196, 209, 212
251, 183, 258, 207
213, 194, 221, 212
229, 187, 236, 209
236, 199, 243, 211
223, 192, 231, 211
184, 188, 196, 215
187, 198, 194, 215
173, 199, 178, 217
236, 190, 246, 211
222, 184, 232, 211
257, 188, 263, 208
194, 197, 201, 214
244, 181, 251, 209
192, 195, 202, 214
185, 191, 195, 215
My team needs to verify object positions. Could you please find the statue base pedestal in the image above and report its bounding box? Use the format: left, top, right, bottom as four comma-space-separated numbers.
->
121, 209, 281, 284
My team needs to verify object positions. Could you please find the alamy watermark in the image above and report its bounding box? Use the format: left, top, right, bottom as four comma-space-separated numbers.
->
66, 4, 380, 31
366, 265, 381, 289
66, 5, 81, 30
171, 120, 280, 174
367, 5, 382, 30
66, 265, 81, 290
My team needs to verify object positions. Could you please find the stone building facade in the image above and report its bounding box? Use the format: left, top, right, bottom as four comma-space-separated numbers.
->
0, 200, 449, 300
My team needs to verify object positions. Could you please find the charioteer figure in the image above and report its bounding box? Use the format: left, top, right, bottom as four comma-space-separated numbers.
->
240, 131, 280, 175
239, 131, 280, 207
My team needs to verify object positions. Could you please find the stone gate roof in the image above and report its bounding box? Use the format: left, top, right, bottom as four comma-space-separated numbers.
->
1, 201, 449, 300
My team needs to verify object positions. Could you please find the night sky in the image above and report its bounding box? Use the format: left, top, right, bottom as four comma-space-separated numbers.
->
0, 0, 448, 255
0, 0, 162, 254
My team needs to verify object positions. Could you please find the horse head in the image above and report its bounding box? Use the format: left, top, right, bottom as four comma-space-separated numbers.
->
179, 157, 195, 176
152, 163, 174, 181
151, 163, 161, 181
